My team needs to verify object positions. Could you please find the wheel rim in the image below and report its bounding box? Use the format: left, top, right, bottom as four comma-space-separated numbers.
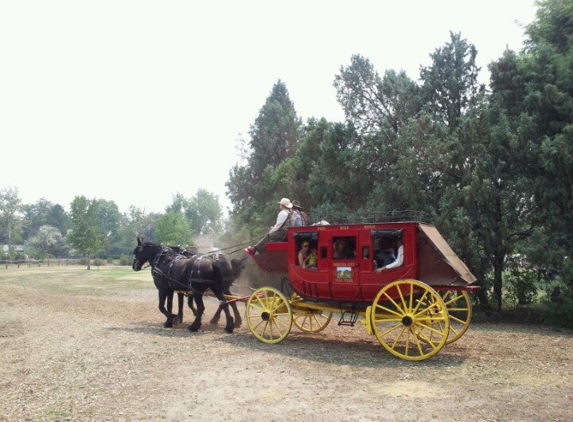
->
246, 287, 292, 344
371, 279, 449, 361
440, 290, 471, 344
293, 310, 332, 333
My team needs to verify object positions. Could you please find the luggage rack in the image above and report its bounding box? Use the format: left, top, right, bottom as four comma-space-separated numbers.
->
312, 210, 425, 225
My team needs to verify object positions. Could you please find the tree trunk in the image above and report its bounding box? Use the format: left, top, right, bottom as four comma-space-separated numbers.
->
474, 257, 491, 310
493, 254, 504, 311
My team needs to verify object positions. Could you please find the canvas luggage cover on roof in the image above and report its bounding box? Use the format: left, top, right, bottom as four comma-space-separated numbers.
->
418, 223, 477, 286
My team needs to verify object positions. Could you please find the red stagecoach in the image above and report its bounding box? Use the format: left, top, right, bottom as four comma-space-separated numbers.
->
244, 219, 480, 361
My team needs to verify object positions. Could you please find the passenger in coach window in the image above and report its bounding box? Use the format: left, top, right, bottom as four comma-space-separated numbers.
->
298, 241, 317, 269
375, 237, 403, 272
333, 238, 355, 259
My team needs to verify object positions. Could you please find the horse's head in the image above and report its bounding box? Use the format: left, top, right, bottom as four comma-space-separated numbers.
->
230, 257, 246, 278
132, 236, 159, 271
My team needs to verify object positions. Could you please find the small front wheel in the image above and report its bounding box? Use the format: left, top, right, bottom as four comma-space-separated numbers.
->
293, 310, 332, 333
246, 287, 292, 344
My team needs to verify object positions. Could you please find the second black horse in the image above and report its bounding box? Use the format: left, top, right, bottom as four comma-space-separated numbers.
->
132, 237, 234, 333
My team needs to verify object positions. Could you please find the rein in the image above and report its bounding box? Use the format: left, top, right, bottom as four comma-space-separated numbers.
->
214, 241, 253, 256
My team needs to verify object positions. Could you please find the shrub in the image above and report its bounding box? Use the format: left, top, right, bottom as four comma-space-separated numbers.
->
504, 268, 538, 305
542, 258, 573, 328
119, 255, 132, 266
93, 258, 105, 267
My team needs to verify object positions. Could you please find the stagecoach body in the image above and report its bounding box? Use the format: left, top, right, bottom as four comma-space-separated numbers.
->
245, 220, 480, 361
252, 222, 476, 303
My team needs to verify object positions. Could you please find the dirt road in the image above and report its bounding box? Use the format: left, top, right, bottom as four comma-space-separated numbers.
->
1, 268, 572, 421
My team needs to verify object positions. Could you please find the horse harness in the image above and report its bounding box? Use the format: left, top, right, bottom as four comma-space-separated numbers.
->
151, 246, 217, 291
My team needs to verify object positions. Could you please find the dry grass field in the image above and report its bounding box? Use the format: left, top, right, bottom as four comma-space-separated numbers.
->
1, 265, 572, 422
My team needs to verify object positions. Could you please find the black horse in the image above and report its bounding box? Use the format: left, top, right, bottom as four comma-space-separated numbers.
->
159, 245, 196, 328
206, 254, 246, 328
161, 247, 245, 329
132, 237, 234, 333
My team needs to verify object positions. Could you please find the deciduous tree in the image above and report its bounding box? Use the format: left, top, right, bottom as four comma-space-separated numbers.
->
0, 187, 23, 258
68, 196, 106, 269
27, 225, 68, 259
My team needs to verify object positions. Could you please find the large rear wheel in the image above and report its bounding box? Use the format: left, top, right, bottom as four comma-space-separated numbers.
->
370, 279, 449, 361
246, 287, 292, 344
440, 290, 472, 344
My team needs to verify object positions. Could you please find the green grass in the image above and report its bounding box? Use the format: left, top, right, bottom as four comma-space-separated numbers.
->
0, 265, 154, 297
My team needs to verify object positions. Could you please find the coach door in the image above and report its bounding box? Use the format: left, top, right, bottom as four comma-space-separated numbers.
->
330, 231, 361, 301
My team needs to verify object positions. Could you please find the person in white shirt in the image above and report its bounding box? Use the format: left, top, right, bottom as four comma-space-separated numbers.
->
375, 237, 403, 272
245, 198, 294, 255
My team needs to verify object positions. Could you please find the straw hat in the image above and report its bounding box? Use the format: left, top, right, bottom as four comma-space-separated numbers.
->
292, 200, 303, 209
278, 198, 293, 208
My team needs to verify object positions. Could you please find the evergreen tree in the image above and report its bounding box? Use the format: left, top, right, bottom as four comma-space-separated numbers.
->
227, 80, 302, 232
489, 0, 573, 265
420, 31, 485, 132
334, 55, 421, 135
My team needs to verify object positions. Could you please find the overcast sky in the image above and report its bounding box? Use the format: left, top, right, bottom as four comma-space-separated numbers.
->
1, 0, 537, 215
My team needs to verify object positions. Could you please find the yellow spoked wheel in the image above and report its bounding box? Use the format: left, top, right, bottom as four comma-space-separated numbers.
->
293, 309, 332, 333
370, 279, 449, 361
416, 290, 472, 345
440, 290, 472, 344
246, 287, 292, 344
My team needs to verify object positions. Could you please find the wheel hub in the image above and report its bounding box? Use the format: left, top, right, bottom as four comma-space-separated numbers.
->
261, 311, 271, 321
402, 315, 413, 327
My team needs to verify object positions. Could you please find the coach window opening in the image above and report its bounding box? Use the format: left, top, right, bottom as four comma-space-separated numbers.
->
332, 236, 356, 259
293, 232, 320, 264
371, 229, 403, 270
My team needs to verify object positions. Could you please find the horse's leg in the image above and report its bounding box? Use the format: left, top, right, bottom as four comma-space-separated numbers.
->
210, 290, 242, 328
187, 293, 197, 316
158, 289, 174, 328
209, 300, 222, 325
188, 288, 205, 332
230, 301, 242, 328
211, 287, 234, 334
225, 288, 242, 328
166, 290, 176, 325
176, 292, 184, 324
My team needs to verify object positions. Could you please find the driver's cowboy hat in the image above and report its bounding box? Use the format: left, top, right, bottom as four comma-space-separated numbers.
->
292, 200, 303, 209
278, 198, 293, 208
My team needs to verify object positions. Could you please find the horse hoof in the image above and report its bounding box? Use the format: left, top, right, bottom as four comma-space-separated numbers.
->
188, 324, 200, 332
225, 327, 234, 334
234, 321, 242, 329
164, 322, 173, 328
209, 318, 219, 325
